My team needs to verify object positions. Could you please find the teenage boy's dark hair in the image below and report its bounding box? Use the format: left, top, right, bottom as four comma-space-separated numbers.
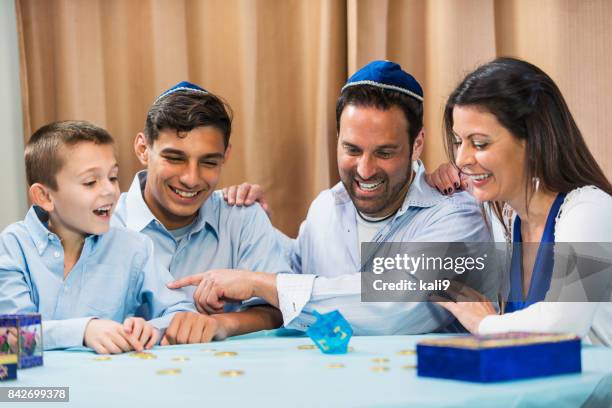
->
25, 120, 114, 190
144, 91, 233, 148
335, 85, 424, 145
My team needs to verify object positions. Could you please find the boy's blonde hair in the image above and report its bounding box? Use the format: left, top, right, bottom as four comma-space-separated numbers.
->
25, 121, 114, 190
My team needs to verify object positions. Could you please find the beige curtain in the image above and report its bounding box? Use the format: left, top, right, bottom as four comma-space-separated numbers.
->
16, 0, 612, 236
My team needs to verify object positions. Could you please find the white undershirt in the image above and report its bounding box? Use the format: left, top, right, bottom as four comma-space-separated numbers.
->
356, 212, 393, 256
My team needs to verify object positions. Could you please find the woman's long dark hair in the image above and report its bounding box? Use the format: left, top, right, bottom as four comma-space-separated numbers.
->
443, 57, 612, 232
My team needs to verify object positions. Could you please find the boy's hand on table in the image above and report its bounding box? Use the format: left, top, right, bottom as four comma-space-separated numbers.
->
160, 312, 229, 345
123, 317, 159, 350
84, 319, 143, 354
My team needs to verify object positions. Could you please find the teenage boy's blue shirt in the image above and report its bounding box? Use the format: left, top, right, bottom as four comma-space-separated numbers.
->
112, 171, 292, 308
0, 206, 195, 350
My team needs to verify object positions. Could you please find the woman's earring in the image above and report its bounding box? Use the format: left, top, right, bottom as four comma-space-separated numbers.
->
532, 177, 540, 193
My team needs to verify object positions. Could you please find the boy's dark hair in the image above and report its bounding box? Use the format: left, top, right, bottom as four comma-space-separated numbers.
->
144, 91, 233, 148
335, 85, 424, 145
25, 120, 114, 190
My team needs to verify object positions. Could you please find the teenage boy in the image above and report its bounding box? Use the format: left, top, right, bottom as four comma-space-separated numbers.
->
112, 82, 291, 343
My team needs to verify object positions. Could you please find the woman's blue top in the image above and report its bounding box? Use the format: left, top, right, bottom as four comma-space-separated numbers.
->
505, 193, 566, 313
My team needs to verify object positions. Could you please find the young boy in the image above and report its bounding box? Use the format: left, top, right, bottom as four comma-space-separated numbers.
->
0, 121, 196, 354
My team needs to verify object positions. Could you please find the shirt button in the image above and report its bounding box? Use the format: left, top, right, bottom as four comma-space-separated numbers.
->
38, 243, 45, 250
54, 251, 61, 258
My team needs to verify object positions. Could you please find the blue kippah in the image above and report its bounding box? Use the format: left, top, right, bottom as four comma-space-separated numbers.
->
153, 81, 209, 104
342, 60, 423, 102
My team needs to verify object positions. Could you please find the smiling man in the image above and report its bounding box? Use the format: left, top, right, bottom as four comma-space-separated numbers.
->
170, 61, 492, 335
112, 82, 291, 343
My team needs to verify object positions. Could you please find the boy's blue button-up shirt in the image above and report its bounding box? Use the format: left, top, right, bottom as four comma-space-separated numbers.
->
0, 207, 195, 350
112, 172, 292, 306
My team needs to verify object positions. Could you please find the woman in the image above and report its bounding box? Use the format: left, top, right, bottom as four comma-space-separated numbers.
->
432, 57, 612, 345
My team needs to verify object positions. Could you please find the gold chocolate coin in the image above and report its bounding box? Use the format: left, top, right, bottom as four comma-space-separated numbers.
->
157, 368, 182, 375
371, 357, 389, 363
327, 363, 345, 369
131, 352, 157, 359
370, 366, 390, 372
172, 357, 190, 362
402, 364, 417, 370
200, 348, 216, 353
397, 349, 416, 356
214, 351, 238, 357
220, 370, 244, 377
93, 356, 111, 361
297, 344, 316, 350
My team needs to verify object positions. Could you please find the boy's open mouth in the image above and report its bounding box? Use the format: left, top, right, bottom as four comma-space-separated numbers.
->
93, 205, 112, 217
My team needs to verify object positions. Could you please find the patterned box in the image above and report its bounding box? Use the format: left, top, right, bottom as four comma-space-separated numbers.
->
0, 355, 17, 381
0, 314, 43, 368
417, 332, 581, 382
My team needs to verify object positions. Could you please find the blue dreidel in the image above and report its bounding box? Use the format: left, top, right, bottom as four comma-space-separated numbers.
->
306, 310, 353, 354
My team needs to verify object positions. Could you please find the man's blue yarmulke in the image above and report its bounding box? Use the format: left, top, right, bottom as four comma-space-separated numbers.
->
342, 60, 423, 102
153, 81, 208, 104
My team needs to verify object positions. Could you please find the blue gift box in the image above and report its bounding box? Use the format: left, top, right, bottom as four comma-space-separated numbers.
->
0, 355, 17, 381
0, 314, 44, 368
417, 332, 581, 382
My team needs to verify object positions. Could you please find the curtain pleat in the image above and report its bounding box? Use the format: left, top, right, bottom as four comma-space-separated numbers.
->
16, 0, 612, 235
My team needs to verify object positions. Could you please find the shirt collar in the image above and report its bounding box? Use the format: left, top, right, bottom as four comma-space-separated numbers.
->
124, 170, 219, 237
24, 206, 100, 255
24, 206, 55, 254
124, 171, 159, 232
397, 160, 446, 213
195, 191, 220, 238
332, 160, 445, 216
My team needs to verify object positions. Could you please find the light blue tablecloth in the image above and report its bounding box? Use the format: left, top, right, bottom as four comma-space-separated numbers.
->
9, 331, 612, 407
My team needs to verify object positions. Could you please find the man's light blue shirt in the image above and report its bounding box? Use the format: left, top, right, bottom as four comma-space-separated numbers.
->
276, 161, 493, 334
0, 207, 195, 350
112, 172, 292, 307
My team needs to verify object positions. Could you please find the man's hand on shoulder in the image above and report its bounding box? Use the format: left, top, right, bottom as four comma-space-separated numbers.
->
222, 182, 271, 218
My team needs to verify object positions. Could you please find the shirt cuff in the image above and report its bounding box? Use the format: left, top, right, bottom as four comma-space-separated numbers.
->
44, 317, 97, 350
149, 314, 173, 330
276, 273, 316, 329
477, 314, 500, 334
